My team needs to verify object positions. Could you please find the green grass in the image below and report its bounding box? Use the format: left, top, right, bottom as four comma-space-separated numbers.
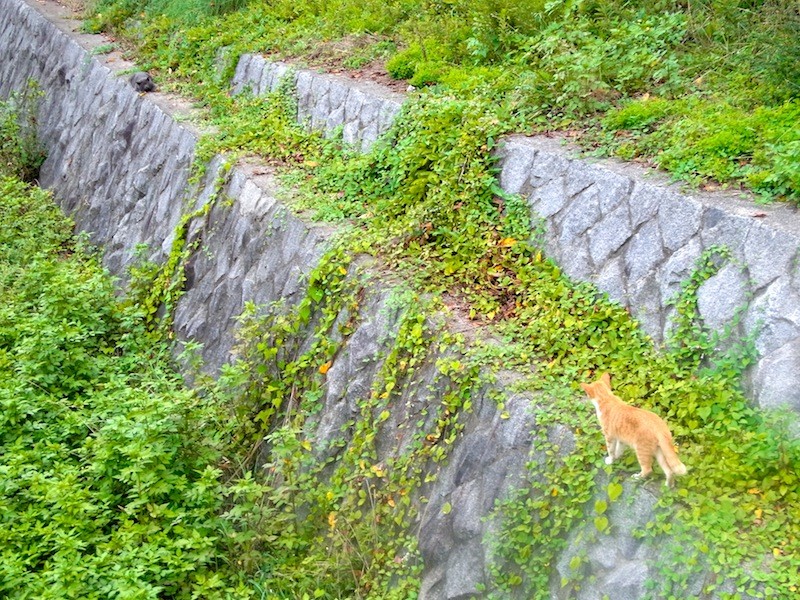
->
85, 0, 800, 202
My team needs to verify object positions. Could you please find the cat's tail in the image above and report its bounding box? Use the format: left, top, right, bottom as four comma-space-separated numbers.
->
658, 434, 687, 476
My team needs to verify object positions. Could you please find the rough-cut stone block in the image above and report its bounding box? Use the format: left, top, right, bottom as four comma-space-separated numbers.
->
595, 171, 633, 215
564, 162, 598, 198
360, 121, 380, 151
701, 208, 752, 254
557, 238, 594, 281
249, 54, 268, 92
451, 480, 483, 541
495, 392, 537, 451
658, 193, 704, 252
588, 202, 632, 265
696, 263, 749, 333
558, 185, 602, 245
243, 55, 264, 94
237, 179, 264, 216
326, 79, 349, 110
443, 542, 484, 599
625, 219, 665, 282
629, 275, 664, 338
529, 175, 569, 218
358, 96, 381, 126
325, 105, 345, 131
602, 561, 650, 600
378, 101, 402, 134
343, 87, 365, 122
568, 163, 631, 215
597, 256, 628, 305
628, 182, 665, 228
752, 341, 800, 411
230, 54, 250, 93
529, 151, 570, 185
310, 92, 331, 130
295, 71, 313, 117
744, 223, 799, 290
745, 277, 800, 355
309, 75, 330, 103
342, 120, 359, 145
497, 143, 536, 195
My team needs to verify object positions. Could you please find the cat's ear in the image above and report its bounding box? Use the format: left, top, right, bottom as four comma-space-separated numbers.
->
600, 372, 611, 386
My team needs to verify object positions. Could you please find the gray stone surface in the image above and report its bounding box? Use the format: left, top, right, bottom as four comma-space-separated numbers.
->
0, 0, 193, 279
230, 54, 404, 151
418, 384, 540, 599
696, 264, 749, 334
752, 341, 800, 412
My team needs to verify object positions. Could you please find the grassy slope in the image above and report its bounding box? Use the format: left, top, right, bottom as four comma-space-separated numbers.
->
87, 0, 800, 203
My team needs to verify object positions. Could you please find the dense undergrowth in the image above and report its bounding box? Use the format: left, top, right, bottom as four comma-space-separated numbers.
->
4, 3, 800, 598
0, 182, 254, 597
85, 0, 800, 202
0, 94, 265, 598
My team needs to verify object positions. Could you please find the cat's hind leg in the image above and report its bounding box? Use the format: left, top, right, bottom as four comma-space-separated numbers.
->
632, 445, 654, 480
612, 439, 626, 460
655, 448, 674, 487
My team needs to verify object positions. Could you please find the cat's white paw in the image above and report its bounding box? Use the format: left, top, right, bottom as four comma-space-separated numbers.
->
604, 456, 614, 465
631, 473, 642, 479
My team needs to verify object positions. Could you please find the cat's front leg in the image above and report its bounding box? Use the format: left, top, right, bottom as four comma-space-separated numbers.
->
604, 438, 619, 465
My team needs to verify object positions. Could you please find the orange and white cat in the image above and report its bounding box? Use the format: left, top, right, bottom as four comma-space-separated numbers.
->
581, 373, 687, 487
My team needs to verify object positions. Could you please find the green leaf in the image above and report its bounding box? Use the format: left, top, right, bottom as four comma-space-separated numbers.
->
309, 285, 324, 303
594, 499, 608, 514
594, 516, 609, 532
607, 482, 624, 502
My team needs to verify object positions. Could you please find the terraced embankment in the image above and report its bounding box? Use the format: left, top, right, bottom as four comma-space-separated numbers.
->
2, 0, 798, 598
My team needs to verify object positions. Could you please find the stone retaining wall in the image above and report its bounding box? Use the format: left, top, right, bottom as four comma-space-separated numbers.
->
232, 55, 800, 413
232, 54, 404, 152
0, 0, 195, 278
499, 136, 800, 412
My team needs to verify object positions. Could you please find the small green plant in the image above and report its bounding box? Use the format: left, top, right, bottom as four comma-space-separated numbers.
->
0, 81, 46, 182
90, 42, 116, 54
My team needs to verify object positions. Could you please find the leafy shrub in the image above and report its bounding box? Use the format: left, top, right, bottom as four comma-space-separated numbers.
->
0, 176, 260, 599
603, 96, 675, 131
385, 45, 422, 80
519, 10, 688, 116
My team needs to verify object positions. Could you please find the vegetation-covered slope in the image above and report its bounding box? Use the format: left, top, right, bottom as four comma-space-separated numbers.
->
87, 0, 799, 202
2, 3, 800, 598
